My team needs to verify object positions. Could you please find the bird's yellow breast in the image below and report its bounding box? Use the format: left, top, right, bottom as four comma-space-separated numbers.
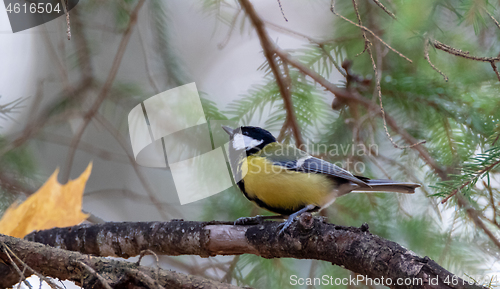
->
240, 156, 335, 212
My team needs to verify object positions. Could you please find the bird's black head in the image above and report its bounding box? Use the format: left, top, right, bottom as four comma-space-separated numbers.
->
222, 126, 277, 155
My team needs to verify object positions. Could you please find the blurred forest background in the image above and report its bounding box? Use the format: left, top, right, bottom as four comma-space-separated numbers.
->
1, 0, 500, 288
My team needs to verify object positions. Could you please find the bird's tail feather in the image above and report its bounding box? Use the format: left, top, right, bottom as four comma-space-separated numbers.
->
352, 179, 420, 194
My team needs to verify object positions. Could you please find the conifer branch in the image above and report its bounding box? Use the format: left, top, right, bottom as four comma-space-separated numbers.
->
439, 147, 500, 203
351, 0, 425, 149
274, 48, 441, 176
25, 219, 487, 289
0, 234, 243, 289
330, 0, 412, 63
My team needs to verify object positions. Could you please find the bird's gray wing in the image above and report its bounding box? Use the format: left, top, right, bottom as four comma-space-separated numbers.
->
257, 143, 369, 187
273, 155, 369, 187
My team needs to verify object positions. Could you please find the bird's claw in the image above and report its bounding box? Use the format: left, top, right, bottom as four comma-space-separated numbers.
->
278, 217, 295, 235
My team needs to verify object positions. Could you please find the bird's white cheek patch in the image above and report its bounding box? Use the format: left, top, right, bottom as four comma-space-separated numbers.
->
232, 134, 263, 150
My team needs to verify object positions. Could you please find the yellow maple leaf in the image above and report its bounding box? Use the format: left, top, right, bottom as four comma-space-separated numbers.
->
0, 162, 92, 238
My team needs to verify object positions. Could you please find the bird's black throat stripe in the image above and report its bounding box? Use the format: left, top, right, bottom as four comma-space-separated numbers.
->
236, 179, 320, 216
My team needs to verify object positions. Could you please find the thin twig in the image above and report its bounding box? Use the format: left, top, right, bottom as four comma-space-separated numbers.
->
371, 0, 397, 19
493, 133, 500, 146
264, 21, 348, 77
355, 0, 424, 148
136, 249, 161, 284
456, 193, 500, 251
240, 0, 304, 147
490, 61, 500, 82
330, 0, 412, 63
36, 132, 130, 164
432, 39, 500, 62
125, 268, 166, 289
276, 47, 437, 169
367, 35, 425, 149
1, 244, 32, 289
351, 0, 370, 56
62, 0, 146, 183
276, 0, 288, 22
76, 261, 112, 289
40, 25, 71, 90
94, 113, 177, 219
137, 23, 160, 94
484, 180, 499, 228
306, 260, 318, 289
221, 256, 240, 284
318, 44, 347, 77
486, 11, 500, 30
17, 262, 28, 289
60, 0, 71, 40
424, 38, 448, 81
276, 60, 293, 143
1, 241, 62, 289
218, 9, 241, 49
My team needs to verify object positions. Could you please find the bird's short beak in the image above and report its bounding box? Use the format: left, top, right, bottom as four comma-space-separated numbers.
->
222, 125, 235, 136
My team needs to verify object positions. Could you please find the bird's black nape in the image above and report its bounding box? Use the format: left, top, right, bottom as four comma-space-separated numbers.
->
224, 126, 277, 155
239, 126, 276, 141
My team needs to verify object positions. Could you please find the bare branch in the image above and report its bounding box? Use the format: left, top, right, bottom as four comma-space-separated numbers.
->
218, 9, 241, 49
367, 44, 426, 149
484, 180, 499, 228
432, 40, 500, 62
275, 48, 438, 172
1, 241, 63, 289
424, 38, 449, 81
239, 0, 304, 147
350, 0, 424, 149
491, 61, 500, 82
26, 220, 486, 289
62, 0, 146, 183
276, 0, 288, 22
351, 0, 370, 56
77, 261, 113, 289
0, 234, 243, 289
60, 0, 71, 40
94, 113, 179, 220
371, 0, 397, 19
486, 11, 500, 30
330, 0, 412, 63
456, 193, 500, 251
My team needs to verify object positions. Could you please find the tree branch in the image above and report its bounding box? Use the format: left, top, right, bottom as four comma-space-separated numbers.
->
62, 0, 146, 183
274, 48, 445, 178
239, 0, 304, 148
26, 218, 486, 289
432, 40, 500, 63
330, 0, 412, 63
0, 234, 244, 289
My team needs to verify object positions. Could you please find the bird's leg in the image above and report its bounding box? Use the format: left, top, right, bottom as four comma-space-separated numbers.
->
279, 204, 317, 235
234, 215, 285, 225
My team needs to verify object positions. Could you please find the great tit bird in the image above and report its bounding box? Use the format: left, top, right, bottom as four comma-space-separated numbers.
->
222, 125, 420, 233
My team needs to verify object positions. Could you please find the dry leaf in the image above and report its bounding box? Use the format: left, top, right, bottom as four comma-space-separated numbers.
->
0, 163, 92, 238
